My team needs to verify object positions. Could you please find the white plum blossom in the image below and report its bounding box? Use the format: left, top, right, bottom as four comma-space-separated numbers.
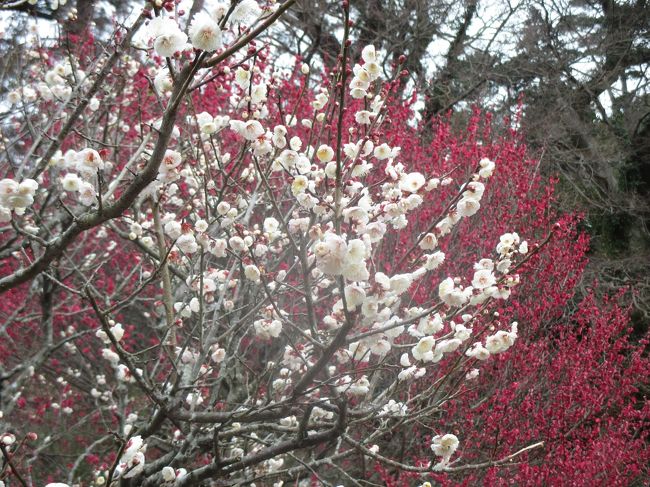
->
453, 323, 472, 341
472, 269, 496, 289
418, 313, 444, 335
230, 120, 265, 141
364, 221, 387, 242
253, 319, 282, 340
424, 251, 446, 270
229, 236, 246, 252
355, 110, 374, 124
474, 258, 494, 271
195, 219, 209, 233
361, 44, 377, 62
373, 143, 393, 160
419, 233, 438, 250
162, 466, 176, 482
176, 233, 199, 254
438, 277, 470, 307
364, 61, 381, 79
344, 283, 366, 308
77, 181, 96, 206
478, 157, 496, 178
7, 90, 21, 105
158, 150, 183, 182
211, 344, 226, 363
456, 197, 480, 217
342, 256, 370, 283
102, 348, 120, 365
389, 273, 413, 295
264, 216, 280, 234
431, 434, 459, 460
96, 322, 124, 344
78, 148, 104, 171
312, 92, 329, 110
244, 264, 261, 282
316, 144, 335, 162
291, 175, 308, 195
197, 112, 218, 134
399, 172, 426, 193
2, 434, 16, 445
0, 178, 38, 216
436, 338, 462, 355
412, 336, 435, 362
61, 173, 81, 192
466, 343, 490, 360
496, 258, 512, 273
189, 12, 223, 52
496, 232, 521, 256
230, 0, 262, 24
234, 67, 251, 88
466, 368, 480, 380
150, 19, 187, 57
118, 436, 147, 479
250, 83, 267, 104
164, 220, 182, 239
519, 240, 529, 254
371, 339, 392, 356
217, 201, 231, 215
380, 399, 408, 416
398, 365, 426, 381
485, 322, 518, 354
314, 232, 348, 275
337, 375, 370, 396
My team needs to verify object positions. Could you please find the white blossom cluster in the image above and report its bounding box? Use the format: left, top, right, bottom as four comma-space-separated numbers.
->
115, 435, 147, 479
350, 45, 381, 99
0, 24, 539, 480
0, 178, 38, 222
145, 1, 264, 59
431, 433, 460, 469
53, 148, 107, 205
6, 58, 76, 106
101, 44, 530, 469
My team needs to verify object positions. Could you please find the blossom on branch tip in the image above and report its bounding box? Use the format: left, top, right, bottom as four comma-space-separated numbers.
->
118, 435, 147, 479
161, 466, 175, 482
456, 197, 480, 217
316, 144, 334, 163
176, 233, 199, 254
478, 157, 495, 178
361, 45, 377, 63
61, 173, 81, 192
344, 283, 366, 308
418, 313, 444, 335
244, 264, 261, 282
230, 119, 264, 141
466, 343, 490, 360
253, 319, 282, 340
0, 178, 38, 217
472, 269, 496, 289
189, 12, 223, 52
230, 0, 262, 24
485, 322, 518, 354
399, 172, 426, 193
419, 233, 438, 250
431, 433, 459, 460
154, 30, 188, 58
412, 336, 435, 362
439, 277, 470, 307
